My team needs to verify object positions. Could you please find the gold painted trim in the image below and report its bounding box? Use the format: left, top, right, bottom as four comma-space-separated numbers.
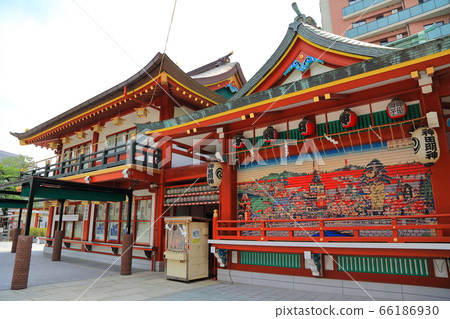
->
167, 74, 219, 105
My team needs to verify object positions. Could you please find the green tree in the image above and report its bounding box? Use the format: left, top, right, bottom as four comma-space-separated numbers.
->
0, 155, 34, 215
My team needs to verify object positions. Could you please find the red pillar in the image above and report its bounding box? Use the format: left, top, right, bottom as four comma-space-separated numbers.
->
81, 204, 91, 241
46, 206, 54, 238
33, 213, 39, 228
422, 85, 450, 234
219, 163, 237, 220
159, 72, 175, 122
154, 172, 166, 267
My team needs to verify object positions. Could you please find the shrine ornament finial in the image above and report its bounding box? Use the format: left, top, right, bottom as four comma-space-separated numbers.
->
292, 2, 319, 28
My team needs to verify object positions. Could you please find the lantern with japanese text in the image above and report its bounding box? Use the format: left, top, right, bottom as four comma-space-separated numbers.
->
387, 98, 408, 119
411, 127, 440, 166
339, 109, 358, 128
263, 125, 278, 143
232, 133, 246, 149
298, 118, 315, 136
207, 162, 223, 188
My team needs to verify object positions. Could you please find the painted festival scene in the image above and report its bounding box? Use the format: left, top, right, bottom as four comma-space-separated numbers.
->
237, 159, 437, 238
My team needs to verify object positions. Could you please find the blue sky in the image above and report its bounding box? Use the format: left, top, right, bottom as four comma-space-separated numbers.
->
0, 0, 322, 161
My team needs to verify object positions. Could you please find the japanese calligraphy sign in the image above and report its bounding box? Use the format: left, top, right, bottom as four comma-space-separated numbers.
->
412, 127, 440, 166
207, 162, 223, 188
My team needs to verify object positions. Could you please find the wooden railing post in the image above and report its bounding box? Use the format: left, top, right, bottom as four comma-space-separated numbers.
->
143, 145, 148, 167
44, 160, 50, 177
260, 221, 266, 241
77, 152, 84, 174
319, 219, 325, 242
130, 138, 137, 165
392, 217, 398, 242
213, 209, 219, 239
102, 149, 107, 166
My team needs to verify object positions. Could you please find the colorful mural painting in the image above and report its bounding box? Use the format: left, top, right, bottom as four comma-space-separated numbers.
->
237, 160, 435, 222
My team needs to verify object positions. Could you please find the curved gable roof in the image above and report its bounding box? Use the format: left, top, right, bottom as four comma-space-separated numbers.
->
230, 18, 400, 99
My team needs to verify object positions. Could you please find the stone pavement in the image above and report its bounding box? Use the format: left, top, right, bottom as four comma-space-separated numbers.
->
0, 241, 374, 301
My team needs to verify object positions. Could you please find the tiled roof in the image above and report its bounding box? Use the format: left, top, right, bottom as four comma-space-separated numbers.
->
136, 35, 449, 134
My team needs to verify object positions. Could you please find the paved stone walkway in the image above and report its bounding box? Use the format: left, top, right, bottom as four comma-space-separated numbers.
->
0, 241, 374, 301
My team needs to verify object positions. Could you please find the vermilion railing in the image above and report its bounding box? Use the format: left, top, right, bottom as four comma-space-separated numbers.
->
212, 214, 450, 243
20, 140, 161, 179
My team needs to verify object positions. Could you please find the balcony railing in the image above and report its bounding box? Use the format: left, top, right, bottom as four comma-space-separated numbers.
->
346, 0, 450, 38
20, 139, 161, 179
212, 214, 450, 243
426, 22, 450, 40
343, 0, 389, 17
386, 22, 450, 48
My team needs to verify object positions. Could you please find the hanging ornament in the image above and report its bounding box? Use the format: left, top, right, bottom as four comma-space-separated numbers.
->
411, 127, 440, 166
339, 109, 358, 128
298, 118, 315, 136
386, 97, 408, 119
232, 133, 246, 149
263, 125, 278, 143
207, 162, 223, 188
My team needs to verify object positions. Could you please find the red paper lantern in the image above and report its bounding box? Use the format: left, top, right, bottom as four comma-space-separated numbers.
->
263, 125, 278, 143
298, 118, 315, 136
339, 109, 358, 128
232, 133, 246, 149
387, 98, 408, 119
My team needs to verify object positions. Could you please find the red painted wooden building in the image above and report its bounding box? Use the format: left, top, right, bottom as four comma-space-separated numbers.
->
8, 9, 450, 298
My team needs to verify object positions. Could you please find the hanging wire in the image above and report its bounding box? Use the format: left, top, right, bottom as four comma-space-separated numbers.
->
357, 131, 363, 151
148, 0, 178, 107
348, 132, 354, 152
338, 135, 346, 153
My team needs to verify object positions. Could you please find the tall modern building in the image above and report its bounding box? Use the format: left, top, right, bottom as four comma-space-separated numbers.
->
320, 0, 450, 46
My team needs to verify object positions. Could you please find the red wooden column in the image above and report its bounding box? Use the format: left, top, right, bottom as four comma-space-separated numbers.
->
422, 86, 450, 235
219, 163, 237, 220
46, 206, 54, 238
159, 72, 175, 122
33, 213, 39, 228
153, 171, 166, 269
81, 204, 91, 242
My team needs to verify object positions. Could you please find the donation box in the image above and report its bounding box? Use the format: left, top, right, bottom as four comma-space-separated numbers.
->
163, 216, 209, 282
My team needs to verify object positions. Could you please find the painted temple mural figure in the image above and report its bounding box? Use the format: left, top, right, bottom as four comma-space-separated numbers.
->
357, 159, 392, 212
237, 159, 436, 224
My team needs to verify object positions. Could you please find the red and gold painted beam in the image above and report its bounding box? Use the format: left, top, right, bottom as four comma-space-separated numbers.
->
145, 50, 449, 138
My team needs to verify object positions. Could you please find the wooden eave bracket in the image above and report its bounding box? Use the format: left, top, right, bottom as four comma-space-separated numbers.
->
411, 67, 434, 94
314, 93, 349, 102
